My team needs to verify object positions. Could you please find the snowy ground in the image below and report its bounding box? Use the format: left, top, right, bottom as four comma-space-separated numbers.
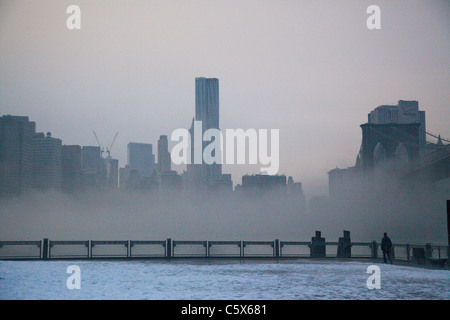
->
0, 259, 448, 300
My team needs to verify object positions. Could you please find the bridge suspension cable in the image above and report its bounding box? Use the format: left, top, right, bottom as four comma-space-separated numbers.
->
390, 127, 440, 149
425, 131, 450, 143
367, 126, 420, 150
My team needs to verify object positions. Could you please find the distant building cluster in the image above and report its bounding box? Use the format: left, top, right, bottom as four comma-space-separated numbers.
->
0, 113, 181, 197
0, 77, 306, 210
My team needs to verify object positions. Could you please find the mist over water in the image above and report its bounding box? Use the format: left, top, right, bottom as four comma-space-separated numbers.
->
1, 176, 448, 244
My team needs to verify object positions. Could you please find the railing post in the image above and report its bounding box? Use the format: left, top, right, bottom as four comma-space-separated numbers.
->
425, 243, 432, 259
406, 244, 410, 261
447, 200, 450, 246
371, 241, 378, 259
447, 247, 450, 266
274, 239, 280, 258
166, 238, 172, 259
42, 238, 49, 260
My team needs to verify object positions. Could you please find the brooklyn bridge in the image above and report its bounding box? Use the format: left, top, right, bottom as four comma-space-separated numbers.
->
358, 123, 449, 183
329, 115, 449, 200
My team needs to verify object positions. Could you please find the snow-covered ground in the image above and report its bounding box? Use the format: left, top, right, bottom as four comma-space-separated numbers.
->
0, 259, 448, 300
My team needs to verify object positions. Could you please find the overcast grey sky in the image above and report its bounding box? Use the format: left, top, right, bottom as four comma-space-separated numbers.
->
0, 0, 449, 197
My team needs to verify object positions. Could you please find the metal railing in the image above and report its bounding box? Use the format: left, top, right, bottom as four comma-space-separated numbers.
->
0, 241, 42, 259
1, 238, 448, 263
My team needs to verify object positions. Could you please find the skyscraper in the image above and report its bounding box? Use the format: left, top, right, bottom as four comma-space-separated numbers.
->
32, 132, 62, 190
62, 145, 82, 193
0, 115, 36, 198
106, 158, 119, 189
127, 142, 155, 177
157, 135, 171, 173
81, 146, 102, 188
195, 77, 219, 130
186, 77, 223, 191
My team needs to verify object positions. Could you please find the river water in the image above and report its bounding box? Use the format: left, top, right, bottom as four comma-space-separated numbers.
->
0, 259, 448, 300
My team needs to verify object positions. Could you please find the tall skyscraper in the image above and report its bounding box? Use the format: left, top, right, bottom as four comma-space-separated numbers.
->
62, 145, 82, 193
106, 158, 119, 189
0, 115, 36, 198
157, 135, 171, 173
186, 77, 223, 191
81, 146, 101, 172
81, 146, 102, 188
127, 142, 155, 177
195, 77, 219, 130
32, 132, 62, 190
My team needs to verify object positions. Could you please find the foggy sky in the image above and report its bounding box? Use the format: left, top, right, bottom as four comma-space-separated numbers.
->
0, 0, 449, 197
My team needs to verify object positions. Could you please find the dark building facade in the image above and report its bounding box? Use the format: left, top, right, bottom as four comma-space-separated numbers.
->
241, 174, 287, 194
81, 146, 102, 188
62, 145, 82, 193
0, 115, 36, 198
106, 158, 119, 189
157, 135, 171, 173
186, 77, 226, 191
127, 142, 155, 177
31, 132, 62, 190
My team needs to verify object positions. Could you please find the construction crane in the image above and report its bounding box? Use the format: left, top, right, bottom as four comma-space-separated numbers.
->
93, 131, 119, 189
93, 131, 105, 157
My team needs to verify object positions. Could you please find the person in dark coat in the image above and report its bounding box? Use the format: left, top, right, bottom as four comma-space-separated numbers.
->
381, 232, 393, 264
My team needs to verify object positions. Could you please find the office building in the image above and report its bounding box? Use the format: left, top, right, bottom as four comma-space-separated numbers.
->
105, 158, 119, 189
241, 174, 287, 194
186, 77, 223, 190
32, 132, 62, 190
158, 135, 171, 173
0, 115, 36, 198
81, 146, 102, 188
195, 77, 219, 130
127, 142, 155, 177
62, 145, 82, 193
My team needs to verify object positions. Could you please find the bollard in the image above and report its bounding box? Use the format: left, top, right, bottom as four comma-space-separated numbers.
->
412, 247, 425, 263
310, 231, 326, 258
337, 230, 351, 258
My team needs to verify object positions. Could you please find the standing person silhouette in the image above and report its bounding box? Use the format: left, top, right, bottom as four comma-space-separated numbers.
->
381, 232, 393, 264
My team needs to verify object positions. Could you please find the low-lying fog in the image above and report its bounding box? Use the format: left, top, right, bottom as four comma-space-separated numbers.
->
0, 177, 448, 245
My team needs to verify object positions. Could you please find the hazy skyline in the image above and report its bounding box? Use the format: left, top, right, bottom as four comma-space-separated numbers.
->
1, 0, 449, 197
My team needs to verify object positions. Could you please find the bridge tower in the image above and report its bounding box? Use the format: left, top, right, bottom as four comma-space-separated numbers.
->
358, 123, 421, 171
